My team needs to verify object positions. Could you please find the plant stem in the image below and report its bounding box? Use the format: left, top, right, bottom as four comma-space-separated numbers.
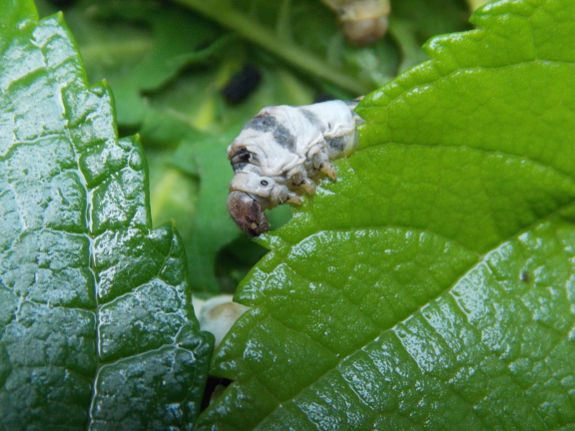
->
174, 0, 369, 96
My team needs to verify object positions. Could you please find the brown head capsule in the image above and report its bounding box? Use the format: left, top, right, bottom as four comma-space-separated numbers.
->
227, 191, 270, 237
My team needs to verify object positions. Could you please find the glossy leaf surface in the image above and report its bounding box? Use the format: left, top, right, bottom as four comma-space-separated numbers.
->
198, 0, 575, 429
0, 2, 212, 429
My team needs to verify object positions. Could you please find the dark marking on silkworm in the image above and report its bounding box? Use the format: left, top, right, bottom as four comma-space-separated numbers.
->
232, 162, 248, 172
244, 113, 278, 133
273, 123, 296, 152
326, 136, 346, 153
314, 93, 335, 103
245, 113, 296, 152
229, 146, 249, 158
230, 148, 259, 168
301, 109, 319, 127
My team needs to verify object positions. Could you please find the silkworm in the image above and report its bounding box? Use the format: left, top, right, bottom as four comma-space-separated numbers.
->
227, 99, 363, 236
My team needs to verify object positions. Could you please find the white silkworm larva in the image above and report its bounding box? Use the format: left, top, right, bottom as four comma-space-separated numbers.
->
227, 99, 363, 236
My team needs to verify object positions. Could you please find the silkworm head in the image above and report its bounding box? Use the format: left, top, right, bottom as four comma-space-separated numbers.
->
227, 191, 270, 237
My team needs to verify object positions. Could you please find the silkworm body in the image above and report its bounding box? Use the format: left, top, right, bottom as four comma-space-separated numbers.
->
321, 0, 391, 44
227, 99, 362, 236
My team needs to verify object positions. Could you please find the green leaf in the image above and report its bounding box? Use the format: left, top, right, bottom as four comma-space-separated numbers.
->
174, 0, 390, 95
388, 0, 472, 72
198, 0, 575, 429
0, 3, 212, 429
56, 0, 223, 129
171, 129, 242, 294
175, 0, 471, 96
0, 0, 36, 24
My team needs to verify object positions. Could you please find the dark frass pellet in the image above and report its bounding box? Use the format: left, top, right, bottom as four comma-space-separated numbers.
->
222, 64, 262, 104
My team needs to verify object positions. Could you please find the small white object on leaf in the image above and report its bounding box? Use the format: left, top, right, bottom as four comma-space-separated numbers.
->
193, 295, 250, 348
321, 0, 391, 44
227, 99, 363, 236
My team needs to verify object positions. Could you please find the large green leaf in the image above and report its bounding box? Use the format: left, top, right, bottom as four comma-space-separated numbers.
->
198, 0, 575, 429
0, 2, 212, 429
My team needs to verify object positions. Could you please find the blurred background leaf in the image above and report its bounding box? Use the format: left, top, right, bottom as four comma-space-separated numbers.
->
36, 0, 474, 293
